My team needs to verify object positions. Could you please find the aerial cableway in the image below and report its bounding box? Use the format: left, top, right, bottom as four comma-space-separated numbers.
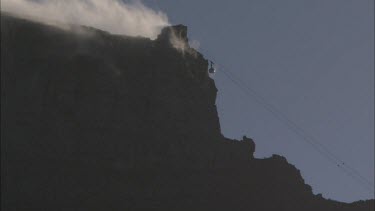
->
207, 57, 374, 194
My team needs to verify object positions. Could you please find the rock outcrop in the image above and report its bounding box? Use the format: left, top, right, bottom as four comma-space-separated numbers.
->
1, 14, 374, 211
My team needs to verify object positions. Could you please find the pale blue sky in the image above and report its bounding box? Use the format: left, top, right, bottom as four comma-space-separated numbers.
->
144, 0, 374, 202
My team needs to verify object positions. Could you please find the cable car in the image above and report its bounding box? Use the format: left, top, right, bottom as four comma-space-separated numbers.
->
208, 61, 215, 73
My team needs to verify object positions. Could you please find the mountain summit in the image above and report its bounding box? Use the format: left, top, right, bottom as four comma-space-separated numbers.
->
1, 14, 373, 211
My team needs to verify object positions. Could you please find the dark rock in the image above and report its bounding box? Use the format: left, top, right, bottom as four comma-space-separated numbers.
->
156, 24, 189, 45
1, 14, 373, 211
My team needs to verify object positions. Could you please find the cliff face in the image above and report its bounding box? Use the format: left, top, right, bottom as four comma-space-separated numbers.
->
1, 14, 374, 211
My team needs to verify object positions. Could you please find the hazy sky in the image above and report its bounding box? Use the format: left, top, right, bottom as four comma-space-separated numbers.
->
144, 0, 374, 202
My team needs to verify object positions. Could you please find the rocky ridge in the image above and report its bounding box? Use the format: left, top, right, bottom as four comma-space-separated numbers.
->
1, 14, 374, 210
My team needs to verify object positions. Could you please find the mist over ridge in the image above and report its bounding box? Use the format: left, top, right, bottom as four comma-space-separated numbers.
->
1, 0, 170, 39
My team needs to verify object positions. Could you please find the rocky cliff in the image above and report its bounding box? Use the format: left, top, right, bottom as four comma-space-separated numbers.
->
1, 14, 374, 211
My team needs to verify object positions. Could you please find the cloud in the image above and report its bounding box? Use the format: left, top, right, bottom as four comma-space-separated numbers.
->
1, 0, 170, 39
166, 27, 200, 56
189, 40, 200, 50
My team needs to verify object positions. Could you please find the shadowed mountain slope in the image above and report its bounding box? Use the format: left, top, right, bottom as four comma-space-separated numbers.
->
1, 14, 373, 211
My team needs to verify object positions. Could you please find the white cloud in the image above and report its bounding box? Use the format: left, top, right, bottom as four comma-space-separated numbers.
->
1, 0, 170, 39
189, 40, 200, 50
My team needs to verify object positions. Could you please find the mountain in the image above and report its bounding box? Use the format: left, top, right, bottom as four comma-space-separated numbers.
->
1, 14, 374, 211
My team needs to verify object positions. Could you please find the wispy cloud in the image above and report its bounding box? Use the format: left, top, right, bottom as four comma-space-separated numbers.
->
1, 0, 170, 39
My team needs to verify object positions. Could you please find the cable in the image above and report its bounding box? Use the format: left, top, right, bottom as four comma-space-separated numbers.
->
212, 61, 374, 194
146, 0, 374, 193
221, 66, 374, 192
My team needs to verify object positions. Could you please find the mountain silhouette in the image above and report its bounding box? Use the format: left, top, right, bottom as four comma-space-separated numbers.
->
1, 14, 373, 211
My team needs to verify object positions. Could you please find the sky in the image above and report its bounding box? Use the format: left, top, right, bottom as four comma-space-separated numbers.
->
143, 0, 374, 202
